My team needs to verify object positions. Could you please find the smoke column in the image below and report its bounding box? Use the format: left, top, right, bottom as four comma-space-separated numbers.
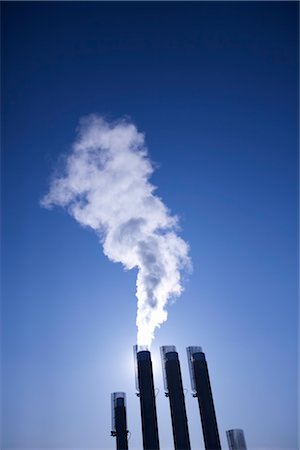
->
41, 115, 190, 347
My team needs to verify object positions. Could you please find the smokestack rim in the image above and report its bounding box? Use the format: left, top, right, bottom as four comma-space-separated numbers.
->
111, 392, 127, 432
160, 345, 177, 392
186, 346, 203, 393
133, 344, 152, 392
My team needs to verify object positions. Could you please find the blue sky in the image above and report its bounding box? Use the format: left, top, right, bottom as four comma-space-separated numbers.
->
1, 2, 298, 449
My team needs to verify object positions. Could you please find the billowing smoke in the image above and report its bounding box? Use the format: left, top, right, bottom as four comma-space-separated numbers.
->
41, 115, 190, 347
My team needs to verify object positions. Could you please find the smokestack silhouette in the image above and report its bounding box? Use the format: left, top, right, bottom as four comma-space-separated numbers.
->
161, 346, 191, 450
134, 346, 160, 450
226, 429, 247, 450
111, 392, 129, 450
187, 346, 221, 450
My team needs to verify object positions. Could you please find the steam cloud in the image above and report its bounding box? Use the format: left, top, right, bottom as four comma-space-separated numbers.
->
41, 115, 190, 347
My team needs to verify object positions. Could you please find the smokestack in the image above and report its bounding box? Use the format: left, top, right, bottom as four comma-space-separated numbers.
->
111, 392, 129, 450
134, 346, 160, 450
226, 429, 247, 450
187, 346, 221, 450
161, 346, 191, 450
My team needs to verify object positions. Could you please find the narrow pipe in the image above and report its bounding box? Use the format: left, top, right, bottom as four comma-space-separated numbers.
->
226, 429, 247, 450
135, 348, 160, 450
187, 347, 221, 450
111, 392, 129, 450
161, 346, 191, 450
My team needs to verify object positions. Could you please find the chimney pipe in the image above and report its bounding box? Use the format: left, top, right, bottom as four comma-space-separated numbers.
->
161, 346, 191, 450
187, 346, 221, 450
111, 392, 129, 450
134, 346, 160, 450
226, 429, 247, 450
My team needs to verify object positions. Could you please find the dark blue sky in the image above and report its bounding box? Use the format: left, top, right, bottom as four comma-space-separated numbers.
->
2, 2, 298, 449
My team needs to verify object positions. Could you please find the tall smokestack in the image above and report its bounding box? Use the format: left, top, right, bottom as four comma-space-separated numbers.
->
226, 429, 247, 450
161, 346, 191, 450
187, 346, 221, 450
134, 346, 160, 450
111, 392, 129, 450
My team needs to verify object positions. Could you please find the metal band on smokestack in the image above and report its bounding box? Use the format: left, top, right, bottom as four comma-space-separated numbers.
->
134, 346, 160, 450
187, 346, 221, 450
226, 429, 247, 450
161, 346, 191, 450
111, 392, 129, 450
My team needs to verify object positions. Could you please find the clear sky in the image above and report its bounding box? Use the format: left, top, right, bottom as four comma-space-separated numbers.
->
1, 2, 298, 450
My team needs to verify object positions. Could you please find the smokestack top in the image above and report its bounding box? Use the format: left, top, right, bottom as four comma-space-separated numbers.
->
186, 346, 203, 393
134, 344, 149, 357
133, 344, 153, 392
186, 345, 203, 355
165, 351, 178, 361
227, 429, 244, 433
111, 392, 126, 404
226, 429, 247, 450
111, 392, 127, 432
160, 345, 178, 392
137, 351, 151, 361
193, 352, 205, 361
161, 345, 177, 355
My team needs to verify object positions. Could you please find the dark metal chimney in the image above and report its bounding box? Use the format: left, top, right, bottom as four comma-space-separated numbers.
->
226, 429, 247, 450
134, 346, 160, 450
111, 392, 129, 450
161, 346, 191, 450
187, 346, 221, 450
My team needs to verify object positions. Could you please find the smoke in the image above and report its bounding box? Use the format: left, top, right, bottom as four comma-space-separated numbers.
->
41, 115, 191, 347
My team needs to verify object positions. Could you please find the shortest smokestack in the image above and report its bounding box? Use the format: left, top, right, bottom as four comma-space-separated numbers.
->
226, 429, 247, 450
111, 392, 129, 450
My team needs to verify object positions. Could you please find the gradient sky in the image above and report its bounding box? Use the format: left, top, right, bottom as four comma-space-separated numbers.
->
1, 2, 298, 450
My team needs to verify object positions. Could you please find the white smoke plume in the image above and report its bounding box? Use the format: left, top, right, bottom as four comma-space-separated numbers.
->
41, 115, 191, 347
